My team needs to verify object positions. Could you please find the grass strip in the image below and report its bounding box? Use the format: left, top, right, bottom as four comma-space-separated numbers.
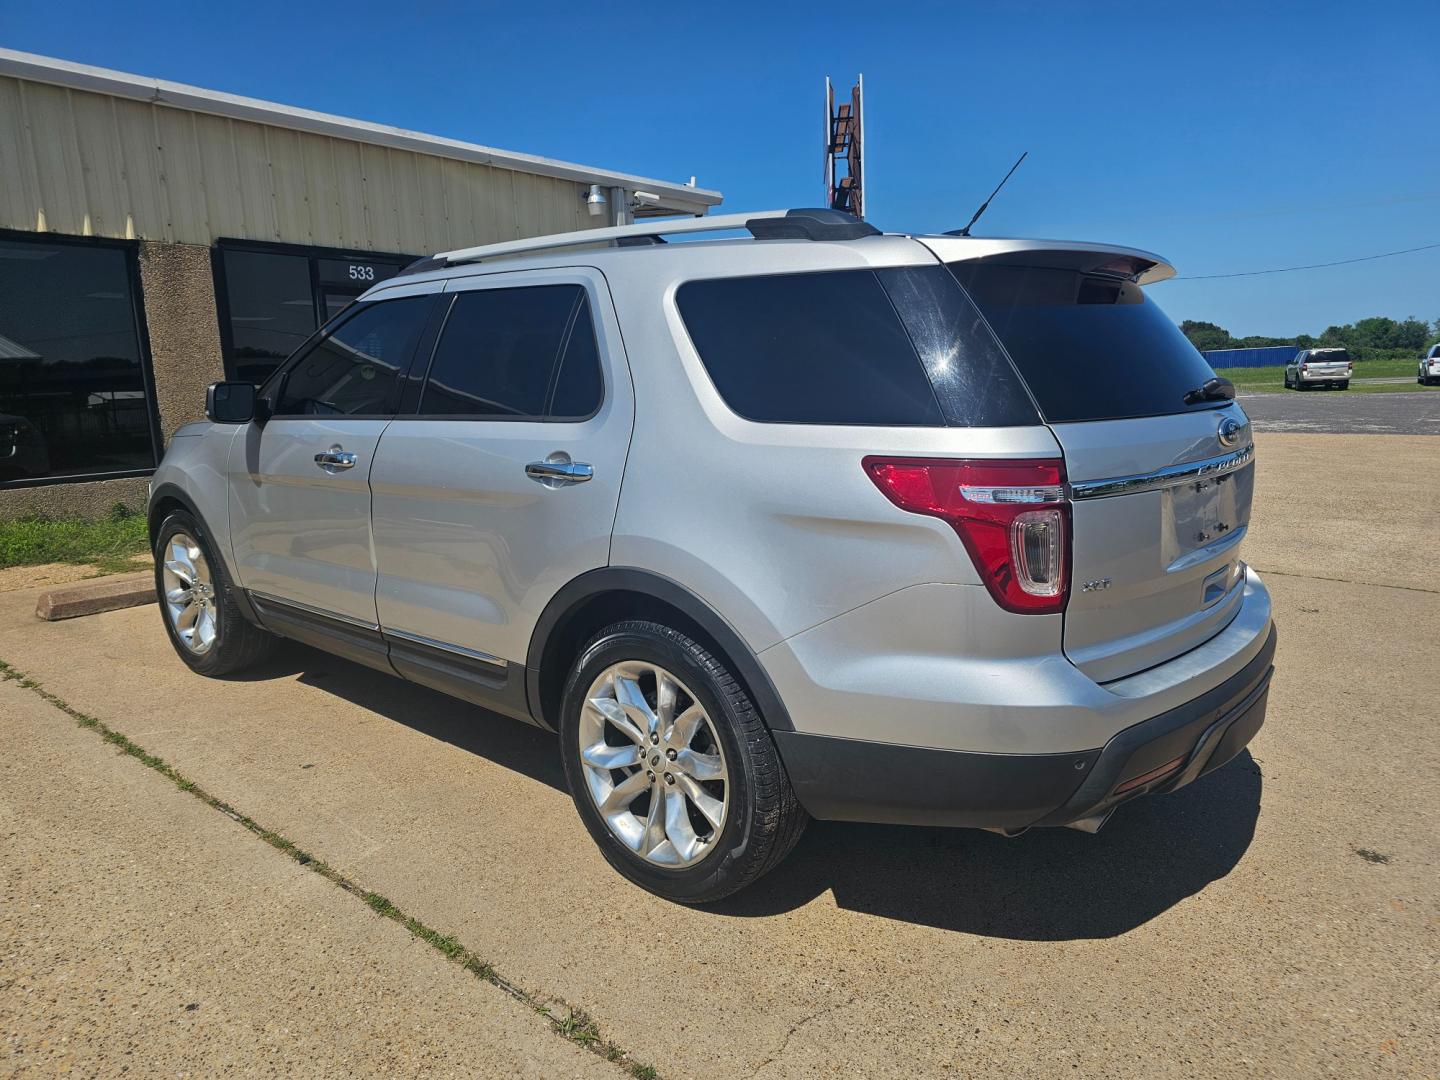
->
0, 658, 659, 1080
0, 504, 150, 573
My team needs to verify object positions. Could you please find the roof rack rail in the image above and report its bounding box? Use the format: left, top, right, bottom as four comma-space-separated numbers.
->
432, 208, 878, 268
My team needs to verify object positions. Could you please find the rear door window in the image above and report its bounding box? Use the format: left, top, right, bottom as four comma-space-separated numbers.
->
947, 262, 1221, 424
675, 268, 1038, 427
419, 285, 602, 419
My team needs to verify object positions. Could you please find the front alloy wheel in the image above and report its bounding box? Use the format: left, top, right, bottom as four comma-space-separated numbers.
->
161, 531, 218, 655
578, 661, 729, 867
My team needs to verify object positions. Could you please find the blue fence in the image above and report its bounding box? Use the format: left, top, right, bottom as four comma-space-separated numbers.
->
1202, 345, 1299, 369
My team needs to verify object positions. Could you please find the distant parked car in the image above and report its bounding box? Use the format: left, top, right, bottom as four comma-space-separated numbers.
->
1418, 345, 1440, 386
1285, 348, 1352, 390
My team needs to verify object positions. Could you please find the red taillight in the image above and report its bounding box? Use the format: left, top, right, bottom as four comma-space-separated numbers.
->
863, 457, 1070, 614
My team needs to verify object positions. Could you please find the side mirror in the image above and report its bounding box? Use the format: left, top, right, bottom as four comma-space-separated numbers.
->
205, 381, 259, 424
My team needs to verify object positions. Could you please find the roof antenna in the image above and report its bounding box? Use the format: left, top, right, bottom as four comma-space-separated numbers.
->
950, 152, 1028, 237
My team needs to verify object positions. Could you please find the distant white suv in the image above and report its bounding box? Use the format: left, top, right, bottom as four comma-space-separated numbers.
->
1419, 344, 1440, 386
148, 209, 1276, 901
1285, 347, 1352, 390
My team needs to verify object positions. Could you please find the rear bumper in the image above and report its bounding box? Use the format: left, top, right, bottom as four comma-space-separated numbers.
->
773, 624, 1276, 831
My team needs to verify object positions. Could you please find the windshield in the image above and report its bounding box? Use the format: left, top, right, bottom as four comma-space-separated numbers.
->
946, 261, 1221, 423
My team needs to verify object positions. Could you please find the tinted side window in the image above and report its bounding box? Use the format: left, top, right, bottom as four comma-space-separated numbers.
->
876, 266, 1039, 427
548, 294, 604, 419
420, 285, 588, 418
676, 270, 944, 426
273, 297, 431, 417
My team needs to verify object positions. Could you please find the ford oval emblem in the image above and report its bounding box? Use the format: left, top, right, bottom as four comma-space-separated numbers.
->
1217, 417, 1243, 448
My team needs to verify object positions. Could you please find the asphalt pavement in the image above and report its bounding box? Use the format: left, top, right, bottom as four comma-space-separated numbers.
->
1240, 387, 1440, 434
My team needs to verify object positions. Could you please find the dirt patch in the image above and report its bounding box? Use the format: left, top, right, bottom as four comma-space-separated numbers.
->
0, 560, 149, 594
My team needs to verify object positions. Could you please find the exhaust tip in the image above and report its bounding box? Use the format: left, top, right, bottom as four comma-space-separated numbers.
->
1064, 810, 1114, 834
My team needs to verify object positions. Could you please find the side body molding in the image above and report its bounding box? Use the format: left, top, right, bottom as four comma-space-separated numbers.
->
525, 567, 795, 734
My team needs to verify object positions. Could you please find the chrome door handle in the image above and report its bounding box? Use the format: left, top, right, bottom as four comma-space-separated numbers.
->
526, 459, 593, 486
314, 447, 358, 471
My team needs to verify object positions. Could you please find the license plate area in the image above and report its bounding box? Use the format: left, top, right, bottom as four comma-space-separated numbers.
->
1161, 472, 1243, 567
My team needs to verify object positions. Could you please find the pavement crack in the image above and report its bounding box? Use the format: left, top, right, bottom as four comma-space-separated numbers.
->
0, 658, 662, 1080
750, 994, 857, 1077
1248, 566, 1438, 595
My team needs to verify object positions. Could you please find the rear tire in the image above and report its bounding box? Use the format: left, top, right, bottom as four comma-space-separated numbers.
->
1338, 381, 1349, 390
559, 619, 807, 903
153, 509, 275, 677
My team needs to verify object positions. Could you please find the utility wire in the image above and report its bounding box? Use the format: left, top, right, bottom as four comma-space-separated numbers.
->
1172, 241, 1440, 280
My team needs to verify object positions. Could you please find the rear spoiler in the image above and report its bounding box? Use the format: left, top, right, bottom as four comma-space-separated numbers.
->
916, 236, 1176, 285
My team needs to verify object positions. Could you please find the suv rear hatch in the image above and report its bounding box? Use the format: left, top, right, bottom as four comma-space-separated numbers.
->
1303, 349, 1351, 377
922, 240, 1255, 683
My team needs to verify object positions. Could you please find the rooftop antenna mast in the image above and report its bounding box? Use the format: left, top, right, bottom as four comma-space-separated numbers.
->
951, 151, 1028, 236
825, 74, 865, 218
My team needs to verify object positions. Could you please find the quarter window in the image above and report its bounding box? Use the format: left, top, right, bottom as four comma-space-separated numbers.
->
675, 268, 1038, 427
0, 233, 157, 484
272, 297, 432, 417
418, 285, 603, 420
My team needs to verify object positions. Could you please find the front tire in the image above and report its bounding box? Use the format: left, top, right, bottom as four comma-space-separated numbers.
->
559, 619, 807, 903
153, 510, 275, 676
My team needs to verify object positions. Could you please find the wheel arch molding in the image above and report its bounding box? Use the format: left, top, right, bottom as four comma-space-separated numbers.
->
525, 567, 795, 735
148, 482, 258, 626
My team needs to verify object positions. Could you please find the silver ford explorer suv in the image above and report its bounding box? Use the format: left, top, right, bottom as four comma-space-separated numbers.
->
148, 208, 1276, 903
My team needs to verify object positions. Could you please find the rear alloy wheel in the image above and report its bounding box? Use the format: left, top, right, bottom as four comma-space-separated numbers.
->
154, 510, 275, 677
578, 660, 729, 868
559, 620, 807, 902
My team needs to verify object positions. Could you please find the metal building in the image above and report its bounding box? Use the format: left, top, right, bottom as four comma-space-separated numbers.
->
0, 48, 721, 517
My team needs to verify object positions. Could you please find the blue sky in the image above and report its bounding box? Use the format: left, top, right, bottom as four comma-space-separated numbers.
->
4, 0, 1437, 337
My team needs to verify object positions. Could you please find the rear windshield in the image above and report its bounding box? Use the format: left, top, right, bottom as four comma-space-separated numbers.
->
946, 261, 1221, 424
1309, 349, 1350, 363
675, 267, 1038, 427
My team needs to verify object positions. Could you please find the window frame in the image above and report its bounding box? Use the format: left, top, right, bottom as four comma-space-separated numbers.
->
212, 238, 420, 384
0, 228, 163, 489
264, 290, 443, 421
400, 274, 609, 425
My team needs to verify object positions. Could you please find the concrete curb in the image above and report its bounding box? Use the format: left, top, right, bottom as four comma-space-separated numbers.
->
35, 573, 155, 621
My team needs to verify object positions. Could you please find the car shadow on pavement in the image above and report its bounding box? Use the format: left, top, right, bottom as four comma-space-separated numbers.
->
237, 643, 1261, 941
238, 643, 570, 792
713, 752, 1263, 940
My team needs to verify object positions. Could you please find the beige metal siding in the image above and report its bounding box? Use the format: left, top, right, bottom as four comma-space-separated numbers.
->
0, 74, 604, 251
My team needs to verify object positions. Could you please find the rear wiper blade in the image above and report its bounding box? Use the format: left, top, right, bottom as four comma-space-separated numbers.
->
1183, 376, 1236, 405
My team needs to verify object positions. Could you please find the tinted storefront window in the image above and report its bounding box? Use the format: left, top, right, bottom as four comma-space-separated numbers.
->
217, 245, 413, 384
0, 235, 156, 484
219, 250, 315, 384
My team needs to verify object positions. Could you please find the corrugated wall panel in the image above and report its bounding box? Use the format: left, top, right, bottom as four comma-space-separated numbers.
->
0, 75, 608, 253
154, 108, 211, 243
0, 78, 40, 230
191, 110, 245, 240
266, 126, 315, 247
330, 139, 369, 249
298, 134, 343, 247
111, 95, 169, 240
414, 154, 450, 252
19, 81, 86, 236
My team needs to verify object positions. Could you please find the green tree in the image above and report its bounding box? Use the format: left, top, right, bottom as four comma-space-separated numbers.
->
1180, 320, 1232, 351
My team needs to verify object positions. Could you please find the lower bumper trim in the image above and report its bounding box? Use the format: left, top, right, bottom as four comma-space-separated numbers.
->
772, 624, 1276, 831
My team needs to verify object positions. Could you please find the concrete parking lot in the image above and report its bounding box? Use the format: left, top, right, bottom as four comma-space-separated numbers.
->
2, 432, 1437, 1079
